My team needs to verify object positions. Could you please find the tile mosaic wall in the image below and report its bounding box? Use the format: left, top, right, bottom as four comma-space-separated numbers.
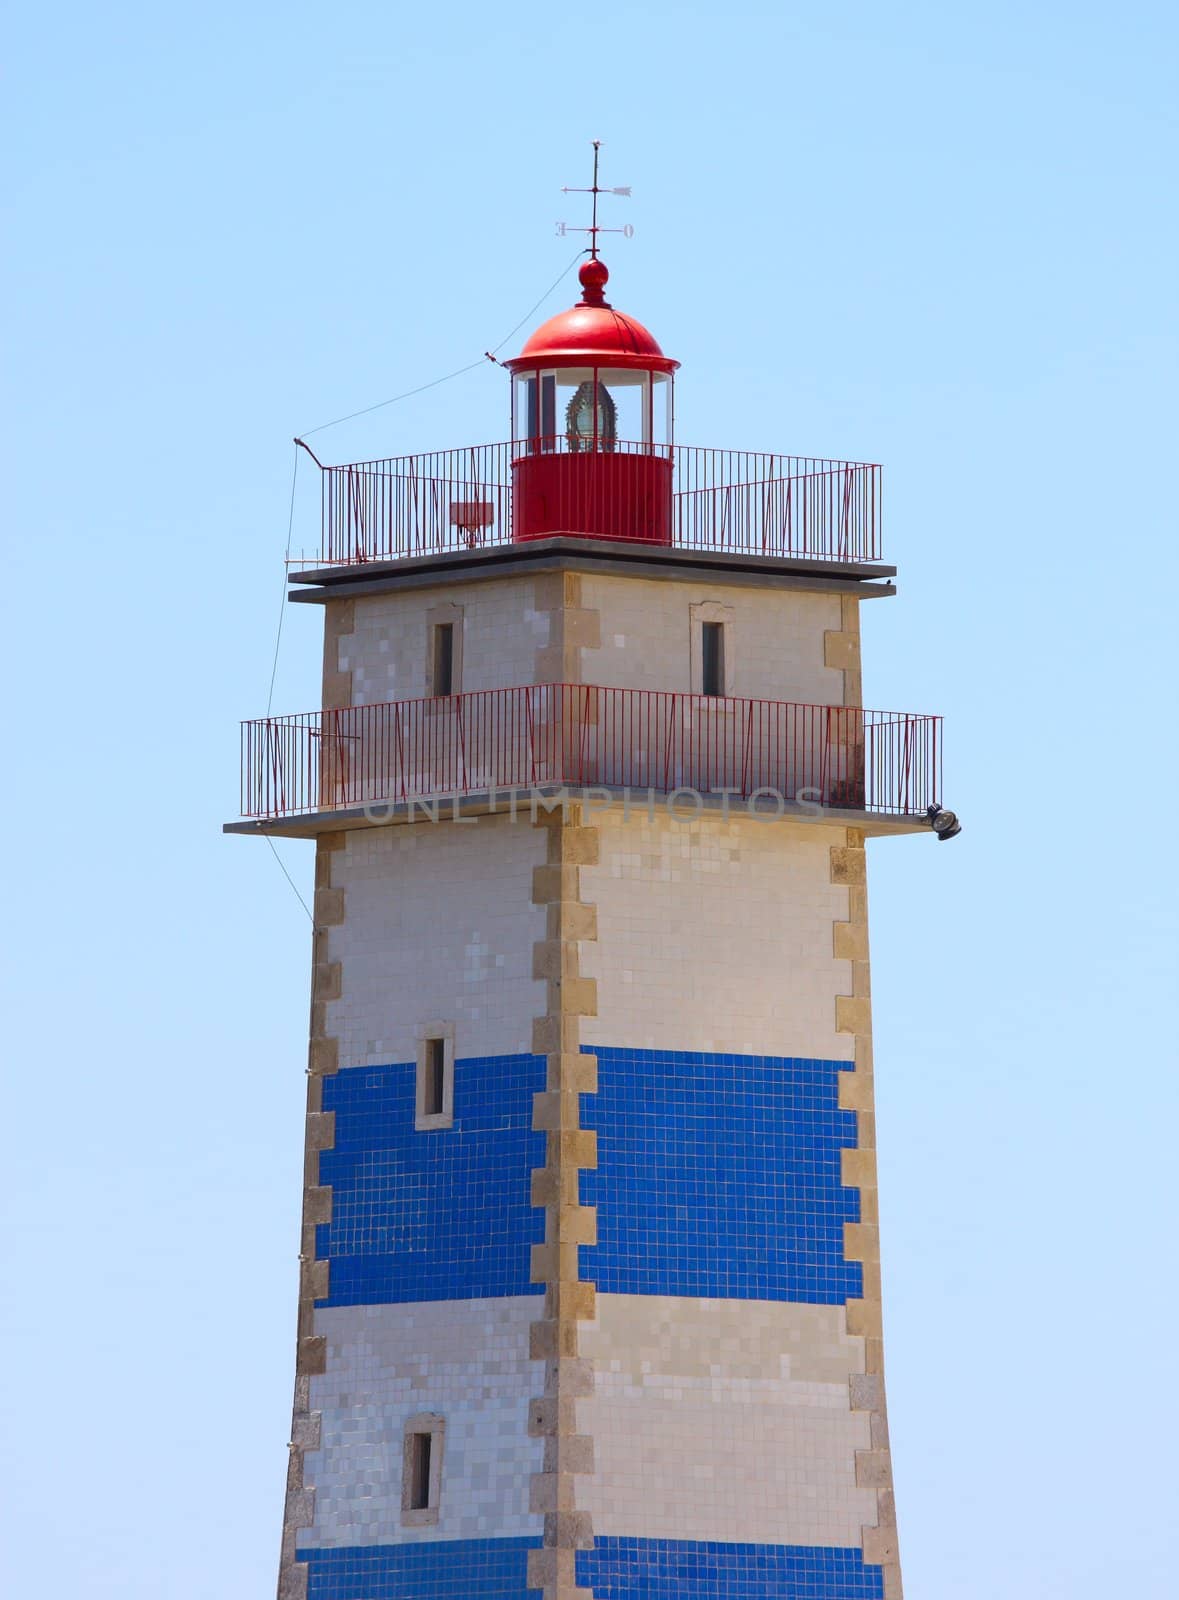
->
339, 570, 843, 708
579, 1047, 861, 1304
301, 1298, 543, 1548
577, 1295, 876, 1548
325, 817, 547, 1072
296, 1538, 884, 1599
316, 1052, 546, 1306
298, 799, 881, 1594
298, 1537, 541, 1598
341, 577, 549, 704
578, 574, 845, 705
578, 1538, 885, 1598
580, 813, 852, 1061
314, 1044, 858, 1309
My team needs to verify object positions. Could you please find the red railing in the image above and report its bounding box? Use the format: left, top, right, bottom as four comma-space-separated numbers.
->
309, 441, 882, 566
241, 685, 939, 821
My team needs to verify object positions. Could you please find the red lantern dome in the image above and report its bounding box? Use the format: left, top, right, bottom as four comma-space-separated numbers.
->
508, 260, 679, 375
507, 259, 678, 547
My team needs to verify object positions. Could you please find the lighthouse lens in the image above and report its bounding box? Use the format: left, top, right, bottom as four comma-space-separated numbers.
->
565, 380, 617, 452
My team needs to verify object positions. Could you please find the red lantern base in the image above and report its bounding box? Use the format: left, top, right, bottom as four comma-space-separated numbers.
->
512, 452, 673, 545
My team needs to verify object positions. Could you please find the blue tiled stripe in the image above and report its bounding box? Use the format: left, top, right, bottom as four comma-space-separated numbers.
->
314, 1046, 862, 1310
298, 1538, 540, 1598
579, 1048, 862, 1304
579, 1537, 885, 1597
316, 1053, 546, 1306
295, 1539, 883, 1598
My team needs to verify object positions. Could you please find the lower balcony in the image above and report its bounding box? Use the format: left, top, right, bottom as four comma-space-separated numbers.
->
232, 685, 943, 837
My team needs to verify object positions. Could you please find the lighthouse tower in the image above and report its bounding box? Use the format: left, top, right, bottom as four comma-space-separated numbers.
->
230, 241, 949, 1600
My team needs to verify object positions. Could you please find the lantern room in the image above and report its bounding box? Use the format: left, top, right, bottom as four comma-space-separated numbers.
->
506, 257, 679, 545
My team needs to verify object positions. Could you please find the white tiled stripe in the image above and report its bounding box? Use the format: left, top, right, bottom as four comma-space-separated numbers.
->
580, 810, 852, 1060
301, 1297, 543, 1548
577, 1294, 876, 1547
341, 579, 550, 705
325, 817, 547, 1071
579, 574, 845, 705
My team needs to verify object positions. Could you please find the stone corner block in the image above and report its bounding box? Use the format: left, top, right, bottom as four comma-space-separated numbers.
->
284, 1486, 315, 1527
824, 629, 861, 670
862, 1524, 901, 1566
308, 1037, 339, 1077
562, 826, 600, 866
562, 1129, 597, 1168
843, 1220, 880, 1263
855, 1448, 894, 1489
829, 845, 867, 885
558, 976, 597, 1017
545, 1509, 594, 1548
277, 1561, 309, 1600
833, 919, 869, 961
532, 1090, 563, 1132
558, 1204, 597, 1245
526, 1548, 557, 1588
296, 1335, 327, 1375
836, 994, 872, 1036
313, 886, 345, 926
849, 1372, 885, 1413
845, 1297, 883, 1339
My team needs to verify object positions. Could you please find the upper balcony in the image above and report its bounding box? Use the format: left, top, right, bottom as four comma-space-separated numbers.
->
293, 439, 884, 571
230, 683, 940, 839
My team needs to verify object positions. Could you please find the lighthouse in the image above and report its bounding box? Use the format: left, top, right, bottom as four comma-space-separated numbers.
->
229, 218, 951, 1600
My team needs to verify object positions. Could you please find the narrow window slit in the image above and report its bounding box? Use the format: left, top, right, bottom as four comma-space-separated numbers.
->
416, 1032, 453, 1129
408, 1431, 432, 1511
433, 624, 454, 697
702, 621, 725, 697
401, 1413, 445, 1524
425, 1037, 445, 1118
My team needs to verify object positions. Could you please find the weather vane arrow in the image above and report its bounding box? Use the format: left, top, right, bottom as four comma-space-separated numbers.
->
556, 140, 633, 252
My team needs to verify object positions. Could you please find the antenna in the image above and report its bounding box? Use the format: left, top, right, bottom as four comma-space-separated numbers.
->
557, 140, 633, 253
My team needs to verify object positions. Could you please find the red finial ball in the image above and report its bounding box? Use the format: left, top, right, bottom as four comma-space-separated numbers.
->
579, 256, 611, 307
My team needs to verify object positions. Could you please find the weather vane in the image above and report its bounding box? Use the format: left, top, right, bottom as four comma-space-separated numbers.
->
556, 140, 633, 256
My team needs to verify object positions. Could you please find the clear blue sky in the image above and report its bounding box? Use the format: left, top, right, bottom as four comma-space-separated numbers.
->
3, 2, 1176, 1595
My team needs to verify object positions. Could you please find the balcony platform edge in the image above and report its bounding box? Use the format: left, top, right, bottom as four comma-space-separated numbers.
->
285, 537, 897, 604
223, 786, 929, 842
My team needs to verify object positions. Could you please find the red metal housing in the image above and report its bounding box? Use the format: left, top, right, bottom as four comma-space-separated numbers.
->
511, 448, 673, 543
505, 258, 679, 547
507, 259, 679, 374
